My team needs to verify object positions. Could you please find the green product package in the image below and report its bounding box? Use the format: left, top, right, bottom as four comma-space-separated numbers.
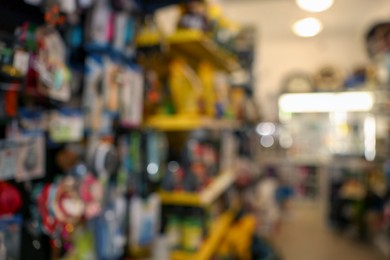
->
181, 217, 203, 252
166, 215, 181, 250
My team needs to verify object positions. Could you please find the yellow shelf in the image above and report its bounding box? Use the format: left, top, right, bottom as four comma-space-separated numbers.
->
143, 115, 240, 131
159, 191, 201, 207
168, 29, 241, 72
169, 210, 235, 260
143, 114, 202, 131
171, 250, 196, 260
159, 170, 235, 207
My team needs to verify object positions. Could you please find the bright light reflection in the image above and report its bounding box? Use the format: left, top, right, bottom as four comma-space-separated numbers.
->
260, 136, 274, 148
147, 163, 159, 175
256, 122, 276, 136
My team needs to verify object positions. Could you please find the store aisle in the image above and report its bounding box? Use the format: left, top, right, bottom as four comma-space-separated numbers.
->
271, 201, 385, 260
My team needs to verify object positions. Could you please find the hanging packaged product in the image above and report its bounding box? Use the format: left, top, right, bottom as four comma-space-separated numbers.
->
76, 166, 103, 219
88, 136, 119, 183
13, 48, 30, 77
0, 140, 18, 181
129, 194, 160, 257
83, 55, 105, 132
112, 11, 136, 58
0, 81, 19, 119
0, 215, 22, 260
19, 109, 47, 132
85, 0, 112, 52
0, 182, 22, 216
35, 27, 72, 102
127, 132, 142, 193
181, 213, 203, 252
119, 65, 144, 127
0, 33, 25, 80
117, 135, 130, 194
14, 132, 45, 182
0, 35, 23, 119
52, 176, 85, 225
104, 58, 122, 113
48, 109, 84, 143
91, 187, 127, 260
165, 214, 181, 250
34, 176, 86, 240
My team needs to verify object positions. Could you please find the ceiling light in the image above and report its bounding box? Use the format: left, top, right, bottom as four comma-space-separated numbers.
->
292, 17, 323, 37
296, 0, 334, 13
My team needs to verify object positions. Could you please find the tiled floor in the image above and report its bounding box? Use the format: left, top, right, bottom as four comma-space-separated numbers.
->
270, 201, 386, 260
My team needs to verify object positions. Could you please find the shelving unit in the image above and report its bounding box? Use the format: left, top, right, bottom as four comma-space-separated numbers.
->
135, 11, 248, 257
136, 29, 241, 72
168, 30, 241, 72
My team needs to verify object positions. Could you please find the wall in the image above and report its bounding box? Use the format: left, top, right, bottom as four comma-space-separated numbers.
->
221, 0, 390, 121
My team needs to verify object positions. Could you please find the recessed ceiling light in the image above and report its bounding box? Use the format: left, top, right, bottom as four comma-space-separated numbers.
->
292, 17, 323, 37
296, 0, 334, 13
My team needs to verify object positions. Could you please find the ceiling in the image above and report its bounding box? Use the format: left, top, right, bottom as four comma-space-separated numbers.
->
220, 0, 390, 39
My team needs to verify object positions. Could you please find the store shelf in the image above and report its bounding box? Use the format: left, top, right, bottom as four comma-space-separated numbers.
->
143, 114, 202, 131
171, 250, 196, 260
136, 29, 241, 72
168, 29, 241, 72
143, 115, 240, 131
136, 30, 162, 47
170, 210, 235, 260
159, 170, 235, 207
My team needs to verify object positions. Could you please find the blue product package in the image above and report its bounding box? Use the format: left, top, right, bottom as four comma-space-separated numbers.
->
0, 215, 22, 260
